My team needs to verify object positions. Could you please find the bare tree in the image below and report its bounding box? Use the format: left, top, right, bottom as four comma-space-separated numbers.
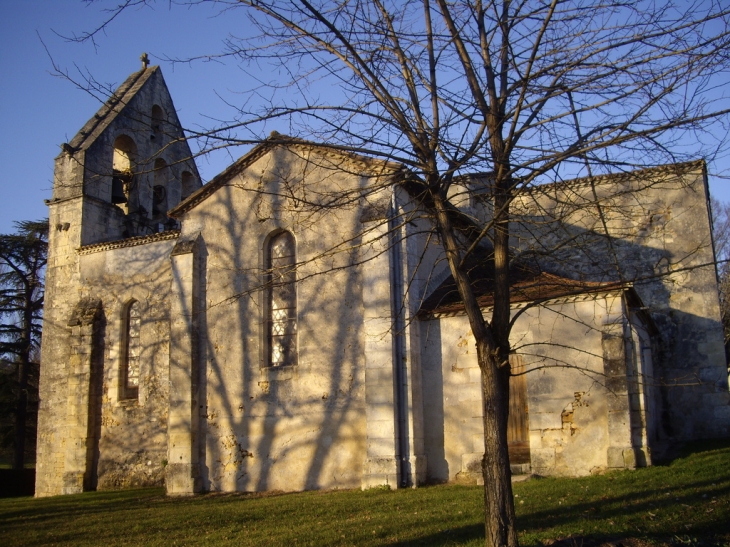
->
68, 1, 730, 545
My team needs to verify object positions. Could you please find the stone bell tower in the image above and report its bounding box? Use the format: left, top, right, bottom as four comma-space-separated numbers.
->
35, 60, 201, 497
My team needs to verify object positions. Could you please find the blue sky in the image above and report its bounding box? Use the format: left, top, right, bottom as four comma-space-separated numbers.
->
0, 0, 253, 233
1, 0, 729, 235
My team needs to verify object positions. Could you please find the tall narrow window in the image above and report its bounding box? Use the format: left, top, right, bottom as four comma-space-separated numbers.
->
151, 104, 164, 136
267, 231, 297, 367
122, 301, 141, 400
181, 171, 196, 200
112, 135, 137, 211
152, 157, 169, 214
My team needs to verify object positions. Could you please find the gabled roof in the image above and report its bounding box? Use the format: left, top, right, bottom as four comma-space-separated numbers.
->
63, 67, 160, 155
406, 161, 706, 248
168, 132, 402, 218
449, 160, 706, 198
418, 261, 627, 318
519, 159, 706, 196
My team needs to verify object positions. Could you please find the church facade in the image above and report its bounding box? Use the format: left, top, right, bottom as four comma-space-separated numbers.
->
35, 66, 730, 497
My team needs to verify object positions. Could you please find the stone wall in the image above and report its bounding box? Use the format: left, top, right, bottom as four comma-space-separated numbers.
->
35, 198, 85, 497
443, 163, 729, 445
36, 234, 177, 496
175, 146, 385, 492
52, 67, 201, 245
421, 290, 654, 482
78, 237, 177, 490
511, 164, 729, 440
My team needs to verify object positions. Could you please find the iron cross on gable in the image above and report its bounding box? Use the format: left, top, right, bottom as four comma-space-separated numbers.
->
140, 53, 149, 70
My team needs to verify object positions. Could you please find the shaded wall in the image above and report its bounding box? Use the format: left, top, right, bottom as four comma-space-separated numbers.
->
421, 291, 656, 481
179, 147, 379, 492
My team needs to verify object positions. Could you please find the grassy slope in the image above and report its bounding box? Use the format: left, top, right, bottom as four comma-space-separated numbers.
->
1, 440, 728, 547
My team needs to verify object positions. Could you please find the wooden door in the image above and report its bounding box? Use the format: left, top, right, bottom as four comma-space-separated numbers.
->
507, 355, 530, 464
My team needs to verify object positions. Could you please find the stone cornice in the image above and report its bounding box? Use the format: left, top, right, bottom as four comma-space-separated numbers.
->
518, 160, 705, 197
421, 287, 629, 320
77, 230, 179, 255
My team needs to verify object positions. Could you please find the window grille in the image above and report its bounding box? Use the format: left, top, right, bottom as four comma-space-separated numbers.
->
267, 232, 297, 367
122, 301, 141, 399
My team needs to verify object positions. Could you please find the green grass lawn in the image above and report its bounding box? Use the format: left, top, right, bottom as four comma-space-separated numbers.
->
1, 440, 728, 547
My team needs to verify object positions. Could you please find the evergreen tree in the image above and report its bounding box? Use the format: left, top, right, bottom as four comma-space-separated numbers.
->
712, 199, 730, 368
0, 220, 47, 469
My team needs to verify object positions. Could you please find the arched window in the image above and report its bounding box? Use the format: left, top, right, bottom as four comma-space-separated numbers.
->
152, 158, 170, 216
181, 171, 196, 200
112, 135, 137, 208
151, 104, 164, 138
266, 231, 297, 367
121, 301, 141, 400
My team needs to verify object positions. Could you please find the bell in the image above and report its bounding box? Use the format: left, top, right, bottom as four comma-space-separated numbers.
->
112, 176, 127, 204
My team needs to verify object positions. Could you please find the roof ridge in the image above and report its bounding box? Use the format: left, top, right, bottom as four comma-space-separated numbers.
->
169, 132, 401, 218
64, 67, 159, 153
520, 160, 705, 195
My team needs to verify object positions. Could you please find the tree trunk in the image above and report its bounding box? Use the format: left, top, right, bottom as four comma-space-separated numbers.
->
12, 357, 28, 470
478, 345, 518, 547
432, 193, 518, 546
478, 168, 518, 546
12, 288, 33, 470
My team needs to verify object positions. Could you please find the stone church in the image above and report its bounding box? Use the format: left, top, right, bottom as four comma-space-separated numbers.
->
35, 65, 730, 497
